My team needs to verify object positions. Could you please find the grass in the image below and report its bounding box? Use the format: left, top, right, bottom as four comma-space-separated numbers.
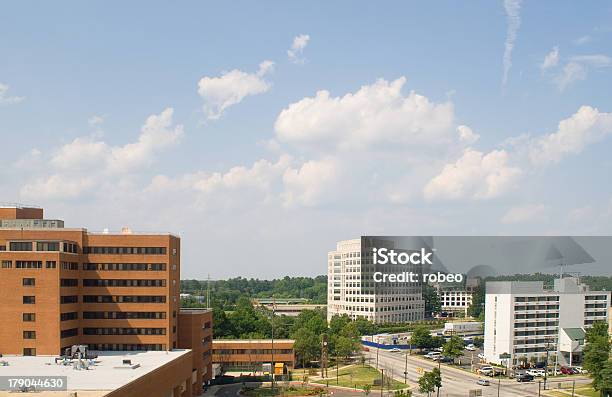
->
242, 385, 326, 397
312, 365, 407, 391
546, 385, 600, 397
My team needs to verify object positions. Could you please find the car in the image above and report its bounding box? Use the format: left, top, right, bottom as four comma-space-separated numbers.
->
477, 366, 494, 376
478, 353, 486, 360
516, 374, 534, 382
388, 348, 402, 353
425, 352, 442, 359
560, 367, 574, 375
572, 366, 588, 374
527, 369, 545, 377
465, 344, 476, 351
435, 347, 444, 352
477, 379, 490, 386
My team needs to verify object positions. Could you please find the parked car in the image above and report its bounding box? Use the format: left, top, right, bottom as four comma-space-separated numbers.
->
425, 351, 442, 359
477, 366, 494, 376
477, 379, 490, 386
478, 353, 486, 360
560, 367, 574, 375
435, 347, 444, 352
527, 369, 545, 377
516, 373, 534, 382
465, 344, 477, 351
388, 348, 402, 353
572, 366, 588, 374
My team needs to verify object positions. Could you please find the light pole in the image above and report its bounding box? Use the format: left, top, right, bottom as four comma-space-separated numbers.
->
404, 350, 408, 384
380, 369, 384, 397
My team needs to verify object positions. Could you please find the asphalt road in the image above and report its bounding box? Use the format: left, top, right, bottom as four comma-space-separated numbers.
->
365, 348, 591, 397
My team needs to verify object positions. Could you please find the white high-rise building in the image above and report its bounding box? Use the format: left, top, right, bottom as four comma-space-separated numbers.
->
327, 238, 425, 323
484, 277, 610, 367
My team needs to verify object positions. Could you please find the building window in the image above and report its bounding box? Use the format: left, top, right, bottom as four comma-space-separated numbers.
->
37, 242, 60, 251
23, 348, 36, 356
60, 328, 79, 338
23, 313, 36, 322
1, 260, 12, 268
60, 279, 78, 287
10, 242, 33, 251
60, 296, 78, 304
46, 261, 57, 269
23, 296, 35, 304
60, 312, 78, 321
16, 261, 42, 269
23, 331, 36, 339
22, 278, 36, 286
82, 279, 166, 287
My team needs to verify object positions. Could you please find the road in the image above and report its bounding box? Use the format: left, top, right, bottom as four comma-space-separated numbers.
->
365, 348, 591, 397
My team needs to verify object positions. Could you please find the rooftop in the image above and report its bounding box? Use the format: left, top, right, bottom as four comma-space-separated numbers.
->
213, 339, 295, 344
0, 350, 190, 395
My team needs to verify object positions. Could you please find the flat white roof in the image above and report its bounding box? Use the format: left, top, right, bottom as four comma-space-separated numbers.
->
0, 350, 190, 393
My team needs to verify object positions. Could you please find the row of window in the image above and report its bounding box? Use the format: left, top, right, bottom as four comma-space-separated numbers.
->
83, 327, 166, 336
82, 279, 167, 287
1, 261, 71, 269
61, 328, 79, 338
83, 295, 167, 303
83, 247, 167, 255
213, 349, 294, 355
87, 344, 167, 351
6, 241, 79, 253
83, 311, 167, 319
82, 263, 168, 271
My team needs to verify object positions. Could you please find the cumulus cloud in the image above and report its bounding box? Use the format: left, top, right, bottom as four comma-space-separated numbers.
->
573, 35, 592, 46
457, 125, 480, 144
502, 0, 522, 86
287, 34, 310, 64
424, 148, 521, 200
20, 108, 182, 200
274, 77, 455, 150
541, 46, 560, 70
528, 105, 612, 166
282, 158, 340, 208
501, 204, 547, 224
198, 61, 274, 120
554, 54, 612, 91
0, 83, 25, 105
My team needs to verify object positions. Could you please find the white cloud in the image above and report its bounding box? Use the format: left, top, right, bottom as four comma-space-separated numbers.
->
528, 105, 612, 166
457, 125, 480, 144
541, 46, 559, 70
424, 148, 521, 200
108, 108, 183, 173
197, 61, 274, 120
282, 158, 340, 208
88, 115, 105, 126
20, 174, 95, 200
274, 77, 455, 150
567, 206, 592, 223
573, 35, 592, 46
0, 83, 25, 105
502, 0, 522, 86
501, 204, 547, 224
50, 108, 182, 173
287, 34, 310, 64
554, 54, 612, 91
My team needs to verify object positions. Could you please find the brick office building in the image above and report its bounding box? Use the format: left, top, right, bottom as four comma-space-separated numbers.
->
0, 204, 212, 395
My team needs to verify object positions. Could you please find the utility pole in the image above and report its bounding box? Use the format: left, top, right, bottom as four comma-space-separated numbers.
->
380, 369, 384, 397
538, 380, 541, 397
376, 345, 380, 369
497, 376, 501, 397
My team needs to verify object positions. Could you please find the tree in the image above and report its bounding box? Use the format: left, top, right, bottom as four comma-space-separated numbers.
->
584, 322, 611, 393
363, 384, 372, 396
472, 336, 484, 349
598, 360, 612, 396
443, 336, 465, 364
422, 284, 441, 318
418, 368, 442, 397
411, 326, 433, 350
467, 282, 485, 320
293, 328, 321, 368
335, 335, 358, 359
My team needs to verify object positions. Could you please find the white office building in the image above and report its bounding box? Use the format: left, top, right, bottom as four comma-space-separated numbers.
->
327, 239, 425, 323
484, 277, 610, 367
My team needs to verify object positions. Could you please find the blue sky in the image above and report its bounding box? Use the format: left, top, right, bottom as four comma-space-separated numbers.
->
1, 1, 612, 278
